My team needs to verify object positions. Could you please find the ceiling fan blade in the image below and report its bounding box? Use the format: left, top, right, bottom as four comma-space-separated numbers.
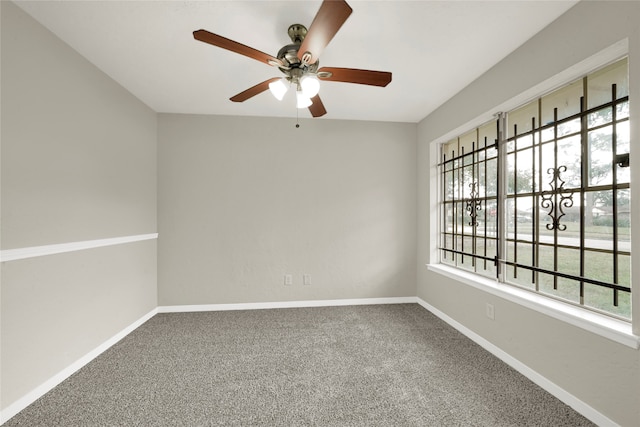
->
308, 95, 327, 117
297, 0, 352, 65
230, 78, 281, 102
317, 67, 392, 87
193, 29, 282, 67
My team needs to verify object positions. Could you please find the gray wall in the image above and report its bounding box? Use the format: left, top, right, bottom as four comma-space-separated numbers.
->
158, 114, 417, 305
417, 1, 640, 425
1, 1, 157, 411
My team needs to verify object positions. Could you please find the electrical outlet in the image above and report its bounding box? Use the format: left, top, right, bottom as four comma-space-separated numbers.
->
303, 274, 311, 286
486, 303, 495, 320
284, 274, 293, 286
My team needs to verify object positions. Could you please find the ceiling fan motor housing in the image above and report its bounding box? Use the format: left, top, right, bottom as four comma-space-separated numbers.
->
277, 25, 319, 83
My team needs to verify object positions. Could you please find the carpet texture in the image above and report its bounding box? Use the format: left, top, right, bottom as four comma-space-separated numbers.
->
5, 304, 594, 426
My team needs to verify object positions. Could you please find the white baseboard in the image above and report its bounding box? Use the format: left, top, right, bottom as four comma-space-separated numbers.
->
158, 296, 417, 313
0, 308, 158, 425
414, 298, 618, 427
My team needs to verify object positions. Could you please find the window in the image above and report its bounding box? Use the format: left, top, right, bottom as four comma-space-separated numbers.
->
438, 57, 631, 320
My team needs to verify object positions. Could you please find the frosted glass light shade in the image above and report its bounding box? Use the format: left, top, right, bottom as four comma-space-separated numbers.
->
300, 75, 320, 98
269, 78, 288, 101
296, 90, 312, 108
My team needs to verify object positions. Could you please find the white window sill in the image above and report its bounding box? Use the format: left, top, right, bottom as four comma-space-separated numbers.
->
426, 263, 639, 349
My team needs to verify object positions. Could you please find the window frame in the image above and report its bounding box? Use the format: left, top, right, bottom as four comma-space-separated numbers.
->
426, 44, 640, 349
499, 86, 631, 318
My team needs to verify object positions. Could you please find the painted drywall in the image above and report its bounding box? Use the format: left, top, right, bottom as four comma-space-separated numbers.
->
158, 114, 416, 306
417, 1, 640, 426
1, 4, 157, 249
1, 0, 157, 411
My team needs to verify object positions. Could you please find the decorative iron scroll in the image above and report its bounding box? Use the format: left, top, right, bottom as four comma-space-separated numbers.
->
465, 182, 482, 226
541, 166, 574, 231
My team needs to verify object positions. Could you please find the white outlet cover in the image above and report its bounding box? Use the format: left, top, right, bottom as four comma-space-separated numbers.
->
284, 274, 293, 286
486, 303, 495, 320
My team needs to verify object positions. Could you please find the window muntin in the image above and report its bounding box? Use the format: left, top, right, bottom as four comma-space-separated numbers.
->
438, 57, 631, 320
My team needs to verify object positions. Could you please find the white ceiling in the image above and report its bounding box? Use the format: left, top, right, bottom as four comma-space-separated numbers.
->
15, 0, 579, 123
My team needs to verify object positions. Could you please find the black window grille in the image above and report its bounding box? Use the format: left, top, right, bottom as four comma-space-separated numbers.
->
440, 123, 499, 279
438, 58, 631, 320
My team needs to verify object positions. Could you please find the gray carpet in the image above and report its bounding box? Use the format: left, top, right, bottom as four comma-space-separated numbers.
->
5, 304, 594, 426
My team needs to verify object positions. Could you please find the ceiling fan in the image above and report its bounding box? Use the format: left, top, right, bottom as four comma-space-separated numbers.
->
193, 0, 392, 118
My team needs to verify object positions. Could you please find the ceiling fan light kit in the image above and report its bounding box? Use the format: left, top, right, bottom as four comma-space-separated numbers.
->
300, 75, 320, 98
296, 90, 313, 109
268, 78, 289, 101
193, 0, 392, 118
